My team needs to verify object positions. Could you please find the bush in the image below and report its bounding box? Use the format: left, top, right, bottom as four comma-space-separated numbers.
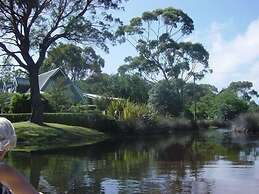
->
0, 112, 118, 134
9, 93, 52, 113
0, 113, 31, 123
149, 80, 182, 116
0, 112, 198, 135
44, 89, 73, 112
93, 97, 113, 111
119, 116, 196, 134
107, 100, 156, 121
231, 113, 259, 133
69, 104, 97, 113
9, 93, 31, 113
0, 92, 13, 113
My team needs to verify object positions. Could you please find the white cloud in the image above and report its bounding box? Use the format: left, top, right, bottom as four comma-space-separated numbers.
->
207, 19, 259, 90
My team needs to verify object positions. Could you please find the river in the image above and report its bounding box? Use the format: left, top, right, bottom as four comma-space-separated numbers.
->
5, 129, 259, 194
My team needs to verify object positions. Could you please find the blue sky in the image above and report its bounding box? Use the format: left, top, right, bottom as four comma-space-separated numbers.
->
101, 0, 259, 90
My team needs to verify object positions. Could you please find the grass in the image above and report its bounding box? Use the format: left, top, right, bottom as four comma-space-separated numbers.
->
13, 122, 108, 152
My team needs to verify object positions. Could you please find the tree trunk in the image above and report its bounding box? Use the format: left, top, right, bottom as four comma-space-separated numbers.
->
29, 66, 43, 124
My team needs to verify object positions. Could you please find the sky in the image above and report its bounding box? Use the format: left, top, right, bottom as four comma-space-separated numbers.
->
101, 0, 259, 90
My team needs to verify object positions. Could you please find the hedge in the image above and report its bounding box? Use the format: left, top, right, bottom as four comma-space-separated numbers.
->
0, 112, 119, 134
0, 113, 204, 135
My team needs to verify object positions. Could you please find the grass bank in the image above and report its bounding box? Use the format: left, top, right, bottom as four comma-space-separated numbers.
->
13, 122, 108, 152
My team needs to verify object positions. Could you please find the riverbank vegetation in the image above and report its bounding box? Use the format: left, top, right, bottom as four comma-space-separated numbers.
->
0, 6, 258, 137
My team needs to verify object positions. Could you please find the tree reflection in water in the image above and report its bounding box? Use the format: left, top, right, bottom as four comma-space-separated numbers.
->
5, 129, 259, 194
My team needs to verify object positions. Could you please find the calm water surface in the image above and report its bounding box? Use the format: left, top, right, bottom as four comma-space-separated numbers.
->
5, 129, 259, 194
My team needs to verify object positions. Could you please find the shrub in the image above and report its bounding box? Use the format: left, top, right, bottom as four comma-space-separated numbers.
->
107, 100, 156, 121
0, 92, 13, 113
9, 93, 31, 113
0, 112, 119, 133
0, 112, 199, 134
9, 93, 52, 113
148, 80, 182, 116
69, 104, 97, 112
93, 97, 113, 111
0, 113, 31, 123
44, 91, 72, 112
232, 113, 259, 133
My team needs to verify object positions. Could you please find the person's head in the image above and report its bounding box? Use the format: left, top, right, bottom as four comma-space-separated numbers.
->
0, 118, 16, 160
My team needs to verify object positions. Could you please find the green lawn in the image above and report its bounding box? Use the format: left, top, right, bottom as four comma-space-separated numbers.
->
13, 122, 108, 152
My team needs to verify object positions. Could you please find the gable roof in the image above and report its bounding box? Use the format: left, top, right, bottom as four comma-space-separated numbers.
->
39, 68, 60, 90
38, 68, 84, 101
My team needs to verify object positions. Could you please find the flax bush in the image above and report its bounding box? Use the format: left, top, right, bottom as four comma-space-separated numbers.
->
107, 100, 156, 121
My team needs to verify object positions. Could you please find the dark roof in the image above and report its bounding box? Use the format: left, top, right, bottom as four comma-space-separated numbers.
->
38, 68, 60, 90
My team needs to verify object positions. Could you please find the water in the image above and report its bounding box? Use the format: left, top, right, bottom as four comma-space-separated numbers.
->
5, 129, 259, 194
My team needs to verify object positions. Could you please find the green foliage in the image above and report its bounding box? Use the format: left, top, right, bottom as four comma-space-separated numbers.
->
248, 101, 259, 112
191, 90, 249, 120
117, 7, 210, 83
78, 73, 151, 103
0, 113, 31, 123
107, 100, 156, 121
93, 97, 113, 111
0, 92, 12, 113
44, 77, 75, 112
10, 93, 31, 113
110, 74, 151, 103
10, 93, 51, 113
190, 93, 216, 120
0, 112, 118, 133
216, 90, 249, 120
148, 80, 182, 116
41, 43, 105, 81
69, 104, 97, 113
228, 81, 258, 101
78, 73, 112, 95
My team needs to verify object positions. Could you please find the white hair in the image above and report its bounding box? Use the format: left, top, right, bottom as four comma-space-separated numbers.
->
0, 118, 17, 151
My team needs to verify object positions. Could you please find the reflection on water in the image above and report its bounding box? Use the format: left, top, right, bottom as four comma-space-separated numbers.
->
5, 129, 259, 194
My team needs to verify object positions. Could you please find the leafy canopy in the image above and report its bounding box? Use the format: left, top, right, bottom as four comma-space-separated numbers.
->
41, 43, 104, 81
0, 0, 124, 70
116, 7, 211, 82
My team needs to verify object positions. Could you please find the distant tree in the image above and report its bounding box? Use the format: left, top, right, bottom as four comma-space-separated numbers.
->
248, 100, 259, 113
110, 74, 151, 103
184, 83, 218, 106
78, 73, 151, 103
184, 83, 218, 119
216, 90, 249, 120
190, 93, 216, 120
148, 80, 182, 116
41, 43, 105, 81
78, 73, 112, 95
228, 81, 258, 101
0, 0, 124, 123
0, 65, 28, 83
192, 90, 249, 120
116, 7, 211, 83
116, 7, 211, 111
